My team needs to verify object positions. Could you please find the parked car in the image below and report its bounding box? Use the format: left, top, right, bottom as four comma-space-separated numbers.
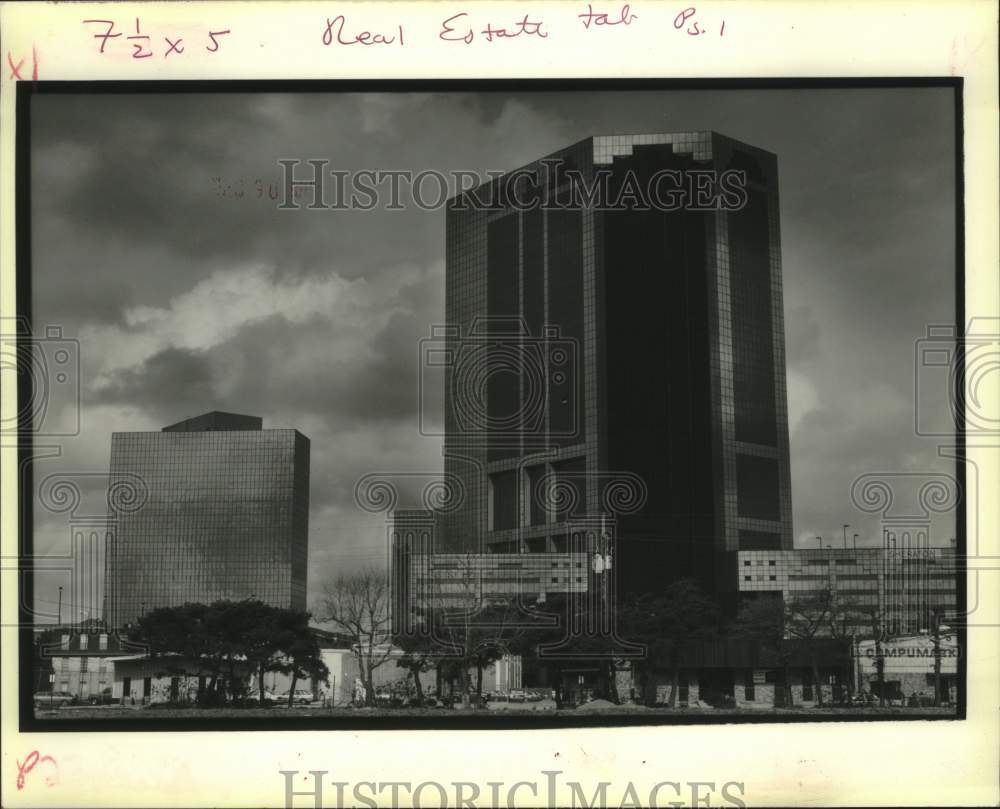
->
87, 687, 115, 705
34, 690, 76, 709
282, 689, 316, 705
245, 688, 277, 705
525, 691, 544, 702
509, 689, 526, 703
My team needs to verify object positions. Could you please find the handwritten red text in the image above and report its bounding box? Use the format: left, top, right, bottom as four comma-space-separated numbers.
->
83, 19, 232, 58
578, 4, 638, 29
16, 751, 59, 791
439, 12, 547, 44
322, 16, 404, 47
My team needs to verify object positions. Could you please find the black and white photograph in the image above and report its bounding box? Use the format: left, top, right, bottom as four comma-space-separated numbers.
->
19, 82, 966, 724
1, 2, 997, 807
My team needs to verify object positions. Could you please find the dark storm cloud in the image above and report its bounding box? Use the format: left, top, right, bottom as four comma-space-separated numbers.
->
211, 311, 427, 425
87, 257, 444, 453
90, 311, 423, 430
30, 87, 958, 604
31, 94, 271, 273
30, 92, 572, 332
30, 93, 431, 326
89, 346, 216, 424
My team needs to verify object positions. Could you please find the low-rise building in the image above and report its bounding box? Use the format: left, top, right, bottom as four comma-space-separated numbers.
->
856, 632, 958, 704
596, 638, 854, 709
107, 653, 251, 705
106, 627, 351, 705
33, 627, 134, 703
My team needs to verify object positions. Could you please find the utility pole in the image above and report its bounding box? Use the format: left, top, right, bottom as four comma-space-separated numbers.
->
931, 610, 943, 707
875, 632, 886, 706
853, 634, 861, 697
887, 534, 897, 633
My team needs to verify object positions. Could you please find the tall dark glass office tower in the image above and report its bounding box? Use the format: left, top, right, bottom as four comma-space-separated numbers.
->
103, 411, 310, 628
440, 133, 792, 595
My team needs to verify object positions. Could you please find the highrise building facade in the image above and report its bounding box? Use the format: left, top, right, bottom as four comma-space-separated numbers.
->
103, 411, 309, 628
439, 133, 793, 595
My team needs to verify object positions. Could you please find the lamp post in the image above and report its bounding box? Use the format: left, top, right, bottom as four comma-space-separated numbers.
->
57, 586, 62, 626
815, 536, 822, 550
853, 533, 859, 550
843, 524, 849, 550
853, 634, 862, 697
931, 610, 949, 707
887, 534, 896, 633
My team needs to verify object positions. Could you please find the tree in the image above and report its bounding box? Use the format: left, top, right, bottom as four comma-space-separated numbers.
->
241, 602, 293, 706
617, 579, 721, 706
784, 590, 835, 706
397, 554, 532, 710
834, 596, 891, 706
393, 631, 435, 703
134, 603, 220, 702
414, 599, 527, 709
133, 600, 327, 707
201, 600, 275, 703
498, 589, 660, 707
730, 595, 792, 706
272, 610, 329, 708
317, 567, 394, 707
502, 593, 575, 705
133, 603, 210, 660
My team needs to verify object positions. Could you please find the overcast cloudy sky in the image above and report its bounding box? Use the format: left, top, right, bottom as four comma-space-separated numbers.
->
29, 87, 957, 622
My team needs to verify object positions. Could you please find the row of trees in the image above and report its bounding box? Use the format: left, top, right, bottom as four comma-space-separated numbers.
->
126, 576, 929, 710
317, 563, 910, 709
318, 571, 723, 709
317, 566, 550, 709
133, 600, 328, 707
